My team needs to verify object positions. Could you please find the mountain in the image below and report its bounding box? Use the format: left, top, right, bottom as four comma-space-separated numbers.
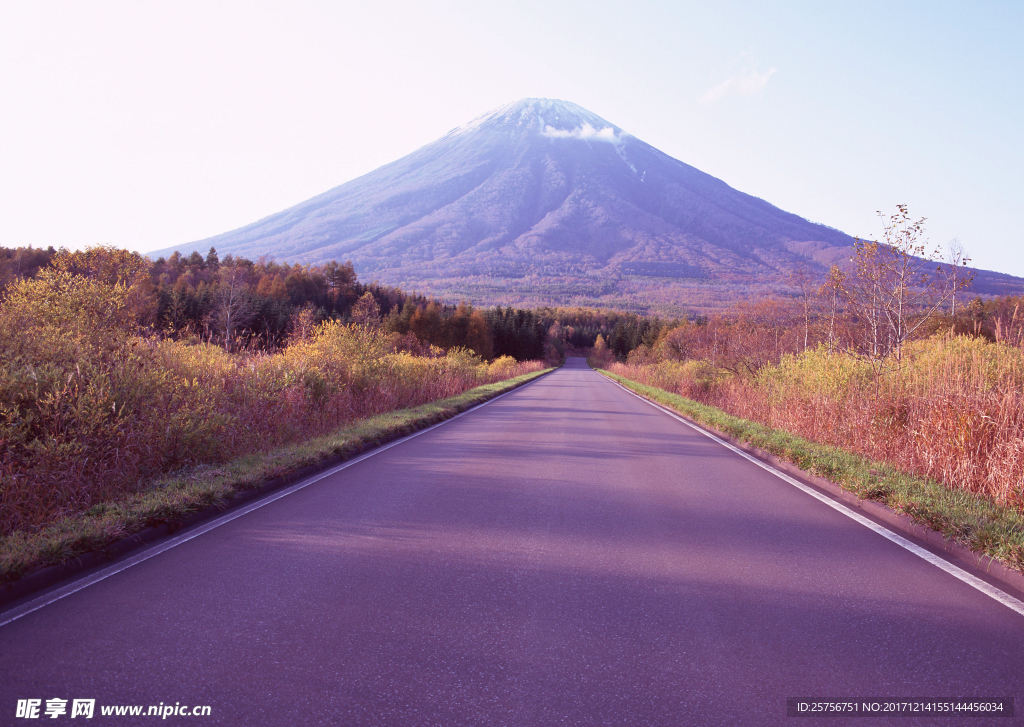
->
154, 99, 1023, 313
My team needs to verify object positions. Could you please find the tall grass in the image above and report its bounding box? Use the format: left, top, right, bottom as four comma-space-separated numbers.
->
0, 270, 542, 534
606, 335, 1024, 509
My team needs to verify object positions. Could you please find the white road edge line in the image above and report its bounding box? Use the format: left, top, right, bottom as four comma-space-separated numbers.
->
603, 373, 1024, 619
0, 375, 547, 629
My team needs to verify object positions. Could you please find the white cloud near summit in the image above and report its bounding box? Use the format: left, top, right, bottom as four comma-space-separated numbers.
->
700, 57, 777, 104
541, 123, 625, 145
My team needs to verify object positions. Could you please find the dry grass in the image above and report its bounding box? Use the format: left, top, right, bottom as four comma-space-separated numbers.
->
0, 368, 552, 582
606, 335, 1024, 510
598, 367, 1024, 572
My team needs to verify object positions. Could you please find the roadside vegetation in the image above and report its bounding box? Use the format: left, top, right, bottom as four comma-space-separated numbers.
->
601, 337, 1024, 510
4, 206, 1024, 577
0, 246, 546, 544
0, 369, 548, 582
587, 209, 1024, 568
599, 369, 1024, 571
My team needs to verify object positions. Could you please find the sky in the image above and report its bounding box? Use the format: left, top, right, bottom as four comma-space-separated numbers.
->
2, 0, 1022, 276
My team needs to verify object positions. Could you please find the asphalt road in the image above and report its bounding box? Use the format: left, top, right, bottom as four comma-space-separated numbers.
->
2, 357, 1022, 726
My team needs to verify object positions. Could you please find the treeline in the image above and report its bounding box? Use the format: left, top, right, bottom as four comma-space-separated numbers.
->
0, 245, 702, 364
152, 247, 557, 361
582, 292, 1024, 375
583, 210, 1024, 370
9, 208, 1021, 373
0, 246, 558, 362
152, 249, 690, 362
0, 245, 56, 290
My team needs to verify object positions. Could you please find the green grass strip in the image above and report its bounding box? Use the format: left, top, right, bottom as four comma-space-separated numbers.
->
0, 368, 553, 583
599, 369, 1024, 573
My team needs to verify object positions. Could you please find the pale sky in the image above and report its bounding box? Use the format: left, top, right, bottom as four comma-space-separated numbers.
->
2, 1, 1022, 276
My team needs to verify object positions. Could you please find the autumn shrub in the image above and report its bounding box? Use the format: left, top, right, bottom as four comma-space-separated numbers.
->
607, 335, 1024, 509
0, 273, 543, 534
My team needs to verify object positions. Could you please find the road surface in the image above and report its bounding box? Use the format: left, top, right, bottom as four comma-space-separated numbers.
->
2, 357, 1022, 725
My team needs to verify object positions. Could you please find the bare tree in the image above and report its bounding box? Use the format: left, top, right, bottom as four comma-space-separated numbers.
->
946, 237, 969, 318
843, 206, 972, 362
210, 263, 252, 352
819, 265, 844, 354
843, 238, 888, 359
787, 264, 819, 351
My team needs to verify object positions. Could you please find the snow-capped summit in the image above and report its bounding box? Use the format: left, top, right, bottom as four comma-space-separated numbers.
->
152, 99, 876, 308
455, 98, 621, 136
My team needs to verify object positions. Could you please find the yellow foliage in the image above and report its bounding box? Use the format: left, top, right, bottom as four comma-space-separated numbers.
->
0, 268, 133, 360
1, 289, 544, 534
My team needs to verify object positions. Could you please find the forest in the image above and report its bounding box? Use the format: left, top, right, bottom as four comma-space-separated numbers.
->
0, 244, 684, 364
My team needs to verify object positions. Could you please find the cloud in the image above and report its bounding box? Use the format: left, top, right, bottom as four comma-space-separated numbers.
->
700, 58, 776, 104
541, 122, 625, 145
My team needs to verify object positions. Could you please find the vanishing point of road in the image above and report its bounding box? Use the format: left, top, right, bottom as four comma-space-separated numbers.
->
2, 358, 1022, 725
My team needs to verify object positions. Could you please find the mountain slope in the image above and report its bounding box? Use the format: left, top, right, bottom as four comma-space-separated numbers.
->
154, 99, 1022, 312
